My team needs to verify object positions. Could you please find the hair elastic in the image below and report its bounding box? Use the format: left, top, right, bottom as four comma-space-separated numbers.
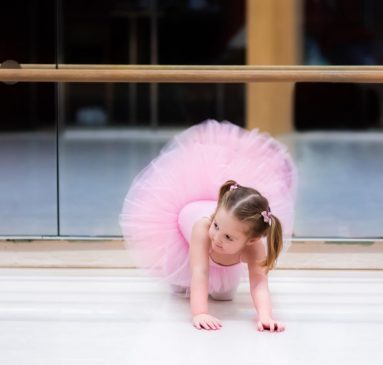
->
230, 183, 238, 191
261, 210, 272, 226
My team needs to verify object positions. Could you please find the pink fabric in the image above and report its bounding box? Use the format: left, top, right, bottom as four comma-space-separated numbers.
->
177, 200, 215, 243
119, 119, 298, 293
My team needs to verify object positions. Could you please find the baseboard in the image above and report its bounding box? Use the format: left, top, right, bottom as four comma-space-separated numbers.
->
0, 240, 382, 270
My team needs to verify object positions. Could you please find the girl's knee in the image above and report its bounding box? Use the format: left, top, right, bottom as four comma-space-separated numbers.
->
170, 285, 190, 298
209, 290, 236, 301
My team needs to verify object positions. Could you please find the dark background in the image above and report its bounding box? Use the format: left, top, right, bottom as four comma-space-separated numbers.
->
1, 0, 383, 131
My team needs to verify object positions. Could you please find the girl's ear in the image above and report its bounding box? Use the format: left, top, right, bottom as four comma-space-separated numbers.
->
247, 236, 261, 246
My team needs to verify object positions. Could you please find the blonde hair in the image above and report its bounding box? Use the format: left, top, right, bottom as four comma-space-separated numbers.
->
212, 179, 283, 272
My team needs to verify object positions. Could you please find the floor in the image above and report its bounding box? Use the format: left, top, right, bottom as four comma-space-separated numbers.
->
0, 268, 382, 365
1, 129, 383, 238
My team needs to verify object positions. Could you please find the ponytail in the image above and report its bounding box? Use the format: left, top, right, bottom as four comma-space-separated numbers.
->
260, 214, 283, 272
210, 179, 237, 220
217, 179, 237, 205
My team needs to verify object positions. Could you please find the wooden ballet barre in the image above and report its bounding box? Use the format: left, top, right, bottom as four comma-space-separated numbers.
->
1, 65, 383, 83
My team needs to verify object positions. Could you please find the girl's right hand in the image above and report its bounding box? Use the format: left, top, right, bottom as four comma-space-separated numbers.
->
192, 313, 222, 330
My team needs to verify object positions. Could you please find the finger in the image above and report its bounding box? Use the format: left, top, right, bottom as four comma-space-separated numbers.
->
201, 322, 210, 330
204, 321, 214, 330
210, 322, 218, 330
211, 321, 219, 330
277, 322, 285, 332
270, 322, 275, 332
275, 322, 281, 332
261, 321, 270, 330
208, 321, 218, 330
273, 321, 280, 332
257, 321, 264, 331
215, 321, 222, 329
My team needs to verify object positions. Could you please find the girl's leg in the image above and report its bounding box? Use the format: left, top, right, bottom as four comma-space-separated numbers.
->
209, 281, 240, 301
170, 284, 190, 298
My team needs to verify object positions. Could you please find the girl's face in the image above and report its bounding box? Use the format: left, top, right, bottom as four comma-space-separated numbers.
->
208, 207, 254, 255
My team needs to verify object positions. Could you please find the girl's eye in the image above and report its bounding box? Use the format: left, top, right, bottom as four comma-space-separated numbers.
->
214, 223, 218, 229
225, 235, 232, 241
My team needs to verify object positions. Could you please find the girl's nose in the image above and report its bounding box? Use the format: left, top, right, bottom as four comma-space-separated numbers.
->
215, 235, 223, 244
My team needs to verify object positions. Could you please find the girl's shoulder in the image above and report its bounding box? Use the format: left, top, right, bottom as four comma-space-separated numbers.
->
189, 217, 212, 266
192, 216, 211, 233
195, 215, 212, 227
241, 238, 267, 266
190, 217, 211, 249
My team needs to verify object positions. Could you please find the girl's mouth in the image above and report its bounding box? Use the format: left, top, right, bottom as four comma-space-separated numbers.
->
214, 242, 223, 249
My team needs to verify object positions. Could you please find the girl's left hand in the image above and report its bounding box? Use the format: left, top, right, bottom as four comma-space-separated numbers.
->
257, 317, 285, 332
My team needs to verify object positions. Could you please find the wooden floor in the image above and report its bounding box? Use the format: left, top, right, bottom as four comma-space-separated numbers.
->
0, 268, 382, 365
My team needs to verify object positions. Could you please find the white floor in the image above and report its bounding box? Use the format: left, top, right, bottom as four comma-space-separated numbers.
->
0, 268, 382, 365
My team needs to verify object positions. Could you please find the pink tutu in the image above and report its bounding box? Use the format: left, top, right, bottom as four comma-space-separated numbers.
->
119, 119, 297, 294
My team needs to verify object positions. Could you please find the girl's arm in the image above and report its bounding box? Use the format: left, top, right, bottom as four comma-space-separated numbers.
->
247, 240, 285, 332
189, 221, 210, 316
189, 221, 222, 330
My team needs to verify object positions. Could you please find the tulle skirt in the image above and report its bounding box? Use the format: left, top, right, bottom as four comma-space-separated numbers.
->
119, 119, 298, 293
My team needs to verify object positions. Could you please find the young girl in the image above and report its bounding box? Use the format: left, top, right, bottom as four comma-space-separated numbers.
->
119, 119, 297, 332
